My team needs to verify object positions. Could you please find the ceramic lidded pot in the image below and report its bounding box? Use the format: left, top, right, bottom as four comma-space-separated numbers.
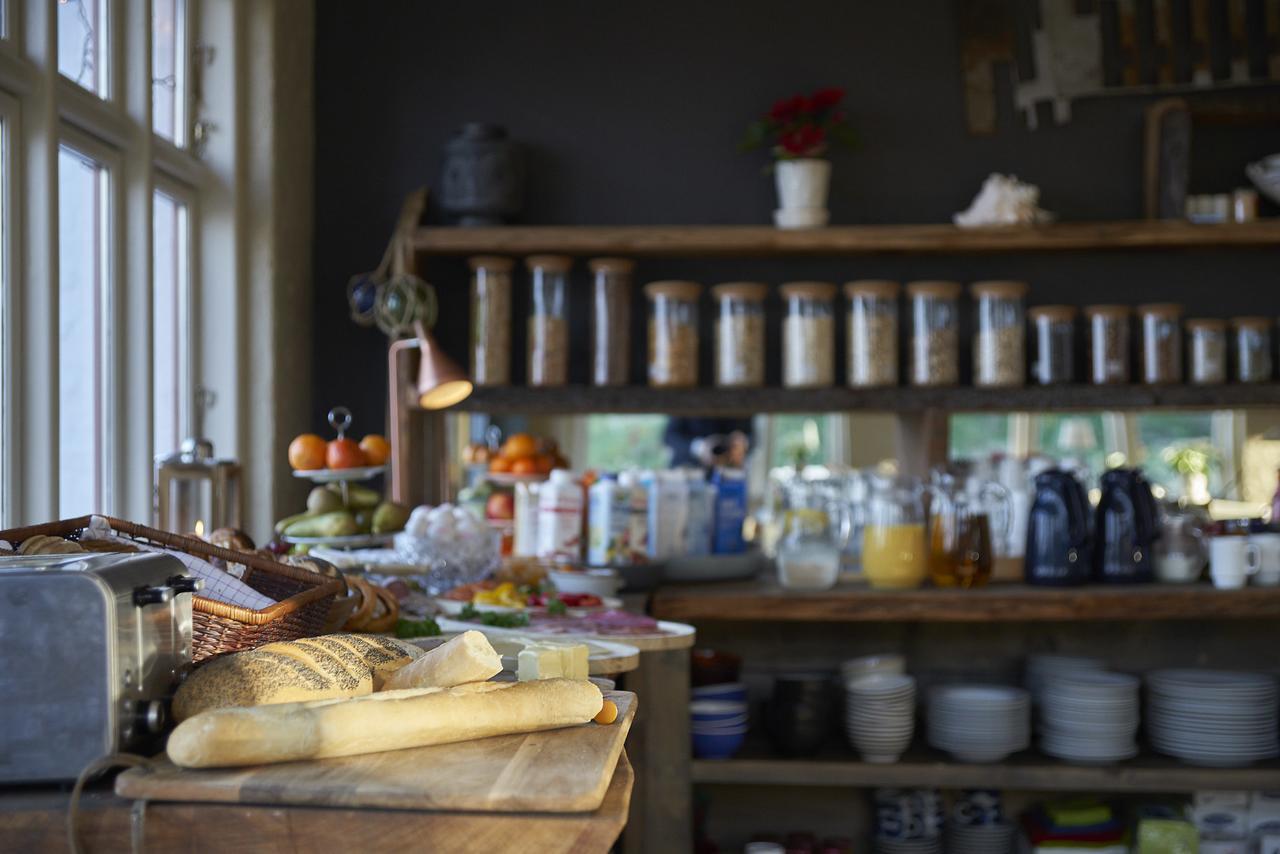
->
440, 123, 524, 226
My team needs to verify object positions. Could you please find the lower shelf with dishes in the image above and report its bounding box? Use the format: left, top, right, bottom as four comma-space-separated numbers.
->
691, 740, 1280, 792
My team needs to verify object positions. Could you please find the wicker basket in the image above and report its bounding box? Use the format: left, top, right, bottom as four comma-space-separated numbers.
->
0, 516, 344, 662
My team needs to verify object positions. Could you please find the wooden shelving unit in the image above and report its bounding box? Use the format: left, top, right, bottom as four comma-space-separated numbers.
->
411, 220, 1280, 257
692, 745, 1280, 793
452, 383, 1280, 415
651, 579, 1280, 623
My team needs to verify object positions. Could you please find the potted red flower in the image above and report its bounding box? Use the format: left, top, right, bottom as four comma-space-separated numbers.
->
741, 87, 857, 228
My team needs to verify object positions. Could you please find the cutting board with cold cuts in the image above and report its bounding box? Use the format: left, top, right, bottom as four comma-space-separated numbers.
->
116, 691, 635, 814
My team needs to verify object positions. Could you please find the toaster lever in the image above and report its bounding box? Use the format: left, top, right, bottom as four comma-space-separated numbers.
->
132, 585, 174, 607
167, 575, 204, 595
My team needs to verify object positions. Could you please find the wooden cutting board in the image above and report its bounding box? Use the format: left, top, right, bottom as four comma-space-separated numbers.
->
116, 691, 635, 814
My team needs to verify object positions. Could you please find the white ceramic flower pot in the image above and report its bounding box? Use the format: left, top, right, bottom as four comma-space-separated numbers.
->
774, 158, 831, 229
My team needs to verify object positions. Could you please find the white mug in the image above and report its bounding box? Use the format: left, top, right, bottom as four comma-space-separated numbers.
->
1250, 532, 1280, 586
1209, 536, 1261, 590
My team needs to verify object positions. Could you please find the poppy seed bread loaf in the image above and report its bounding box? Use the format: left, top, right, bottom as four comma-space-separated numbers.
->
173, 634, 422, 721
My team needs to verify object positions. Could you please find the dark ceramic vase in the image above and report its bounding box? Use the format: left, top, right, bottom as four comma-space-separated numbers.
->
440, 123, 524, 226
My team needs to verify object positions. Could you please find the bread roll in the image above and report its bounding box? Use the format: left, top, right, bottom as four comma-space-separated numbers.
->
167, 678, 604, 768
172, 633, 422, 721
383, 631, 501, 691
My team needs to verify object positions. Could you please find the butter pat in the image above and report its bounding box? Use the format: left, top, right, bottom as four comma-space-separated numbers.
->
516, 640, 589, 682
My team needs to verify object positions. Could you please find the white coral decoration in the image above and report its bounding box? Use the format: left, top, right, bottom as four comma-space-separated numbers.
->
953, 173, 1053, 227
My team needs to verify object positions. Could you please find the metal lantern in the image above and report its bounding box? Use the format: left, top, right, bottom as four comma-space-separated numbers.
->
154, 438, 242, 536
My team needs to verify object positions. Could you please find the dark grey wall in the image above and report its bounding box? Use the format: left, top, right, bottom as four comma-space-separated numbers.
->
312, 1, 1280, 429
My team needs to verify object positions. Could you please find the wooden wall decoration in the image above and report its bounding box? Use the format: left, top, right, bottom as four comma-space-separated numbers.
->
959, 0, 1280, 133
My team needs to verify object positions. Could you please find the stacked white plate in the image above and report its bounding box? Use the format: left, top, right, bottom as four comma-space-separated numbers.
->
845, 673, 916, 763
873, 839, 942, 854
926, 685, 1030, 763
1038, 671, 1140, 764
946, 822, 1015, 854
1146, 669, 1279, 767
1024, 654, 1106, 706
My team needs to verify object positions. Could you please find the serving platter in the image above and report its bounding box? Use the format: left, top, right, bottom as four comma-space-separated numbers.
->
292, 464, 388, 483
433, 595, 623, 617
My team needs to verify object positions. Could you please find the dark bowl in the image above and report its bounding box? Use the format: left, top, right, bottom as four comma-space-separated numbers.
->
691, 648, 742, 687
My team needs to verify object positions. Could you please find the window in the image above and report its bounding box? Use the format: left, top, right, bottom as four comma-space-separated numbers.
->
0, 106, 9, 519
57, 142, 112, 516
153, 186, 191, 459
152, 0, 187, 144
58, 0, 110, 98
769, 414, 828, 468
583, 414, 669, 470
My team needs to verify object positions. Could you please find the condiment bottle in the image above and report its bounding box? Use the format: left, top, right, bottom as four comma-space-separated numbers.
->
588, 257, 634, 386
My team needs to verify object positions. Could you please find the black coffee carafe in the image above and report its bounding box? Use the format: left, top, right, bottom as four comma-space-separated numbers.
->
1094, 468, 1160, 583
1024, 469, 1092, 586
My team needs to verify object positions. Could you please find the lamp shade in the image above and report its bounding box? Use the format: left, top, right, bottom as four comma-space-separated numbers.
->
414, 323, 472, 409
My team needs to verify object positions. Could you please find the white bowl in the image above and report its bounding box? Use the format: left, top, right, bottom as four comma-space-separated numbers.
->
550, 568, 623, 597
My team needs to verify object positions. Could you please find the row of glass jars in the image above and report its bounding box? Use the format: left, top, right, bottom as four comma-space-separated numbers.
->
470, 254, 635, 388
470, 257, 1277, 389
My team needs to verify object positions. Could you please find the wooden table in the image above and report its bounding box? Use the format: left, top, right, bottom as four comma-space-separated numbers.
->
0, 754, 633, 854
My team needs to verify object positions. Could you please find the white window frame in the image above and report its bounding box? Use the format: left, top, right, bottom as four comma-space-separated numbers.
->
0, 88, 18, 524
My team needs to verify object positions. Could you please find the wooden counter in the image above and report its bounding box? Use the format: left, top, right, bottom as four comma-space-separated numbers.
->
0, 754, 633, 854
651, 577, 1280, 623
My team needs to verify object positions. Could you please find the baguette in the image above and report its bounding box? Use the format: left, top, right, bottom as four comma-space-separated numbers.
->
382, 630, 502, 691
167, 678, 604, 768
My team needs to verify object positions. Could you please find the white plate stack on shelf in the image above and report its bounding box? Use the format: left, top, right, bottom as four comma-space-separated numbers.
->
926, 685, 1030, 763
1146, 669, 1280, 767
1038, 671, 1140, 764
845, 673, 917, 764
1024, 654, 1106, 706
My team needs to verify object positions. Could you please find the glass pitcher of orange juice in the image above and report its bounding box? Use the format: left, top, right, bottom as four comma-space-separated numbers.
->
862, 474, 927, 589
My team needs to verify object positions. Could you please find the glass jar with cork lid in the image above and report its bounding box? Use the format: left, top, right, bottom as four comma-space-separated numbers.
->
1186, 317, 1227, 385
845, 280, 899, 388
1138, 303, 1183, 384
780, 281, 837, 388
645, 280, 702, 387
906, 281, 961, 386
588, 257, 635, 386
1084, 305, 1130, 384
1028, 304, 1075, 385
1232, 316, 1273, 383
971, 280, 1028, 387
711, 282, 767, 387
468, 255, 513, 386
526, 254, 572, 386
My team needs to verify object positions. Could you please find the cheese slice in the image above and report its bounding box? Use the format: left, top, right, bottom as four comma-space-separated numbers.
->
516, 639, 589, 682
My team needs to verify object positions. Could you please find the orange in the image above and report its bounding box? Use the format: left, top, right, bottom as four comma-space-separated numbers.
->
489, 456, 514, 473
510, 457, 539, 475
288, 434, 327, 471
500, 433, 538, 460
359, 434, 391, 466
327, 438, 368, 470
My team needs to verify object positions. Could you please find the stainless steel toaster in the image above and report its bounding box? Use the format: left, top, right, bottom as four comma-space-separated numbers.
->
0, 550, 198, 782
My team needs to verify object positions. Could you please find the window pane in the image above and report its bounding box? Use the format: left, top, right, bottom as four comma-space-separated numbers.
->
584, 415, 670, 470
152, 0, 187, 143
770, 414, 828, 468
58, 0, 109, 97
153, 189, 189, 459
949, 414, 1010, 460
58, 145, 110, 516
1134, 411, 1217, 500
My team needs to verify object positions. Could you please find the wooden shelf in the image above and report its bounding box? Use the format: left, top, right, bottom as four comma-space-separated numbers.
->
651, 579, 1280, 623
448, 383, 1280, 415
691, 744, 1280, 792
411, 221, 1280, 257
